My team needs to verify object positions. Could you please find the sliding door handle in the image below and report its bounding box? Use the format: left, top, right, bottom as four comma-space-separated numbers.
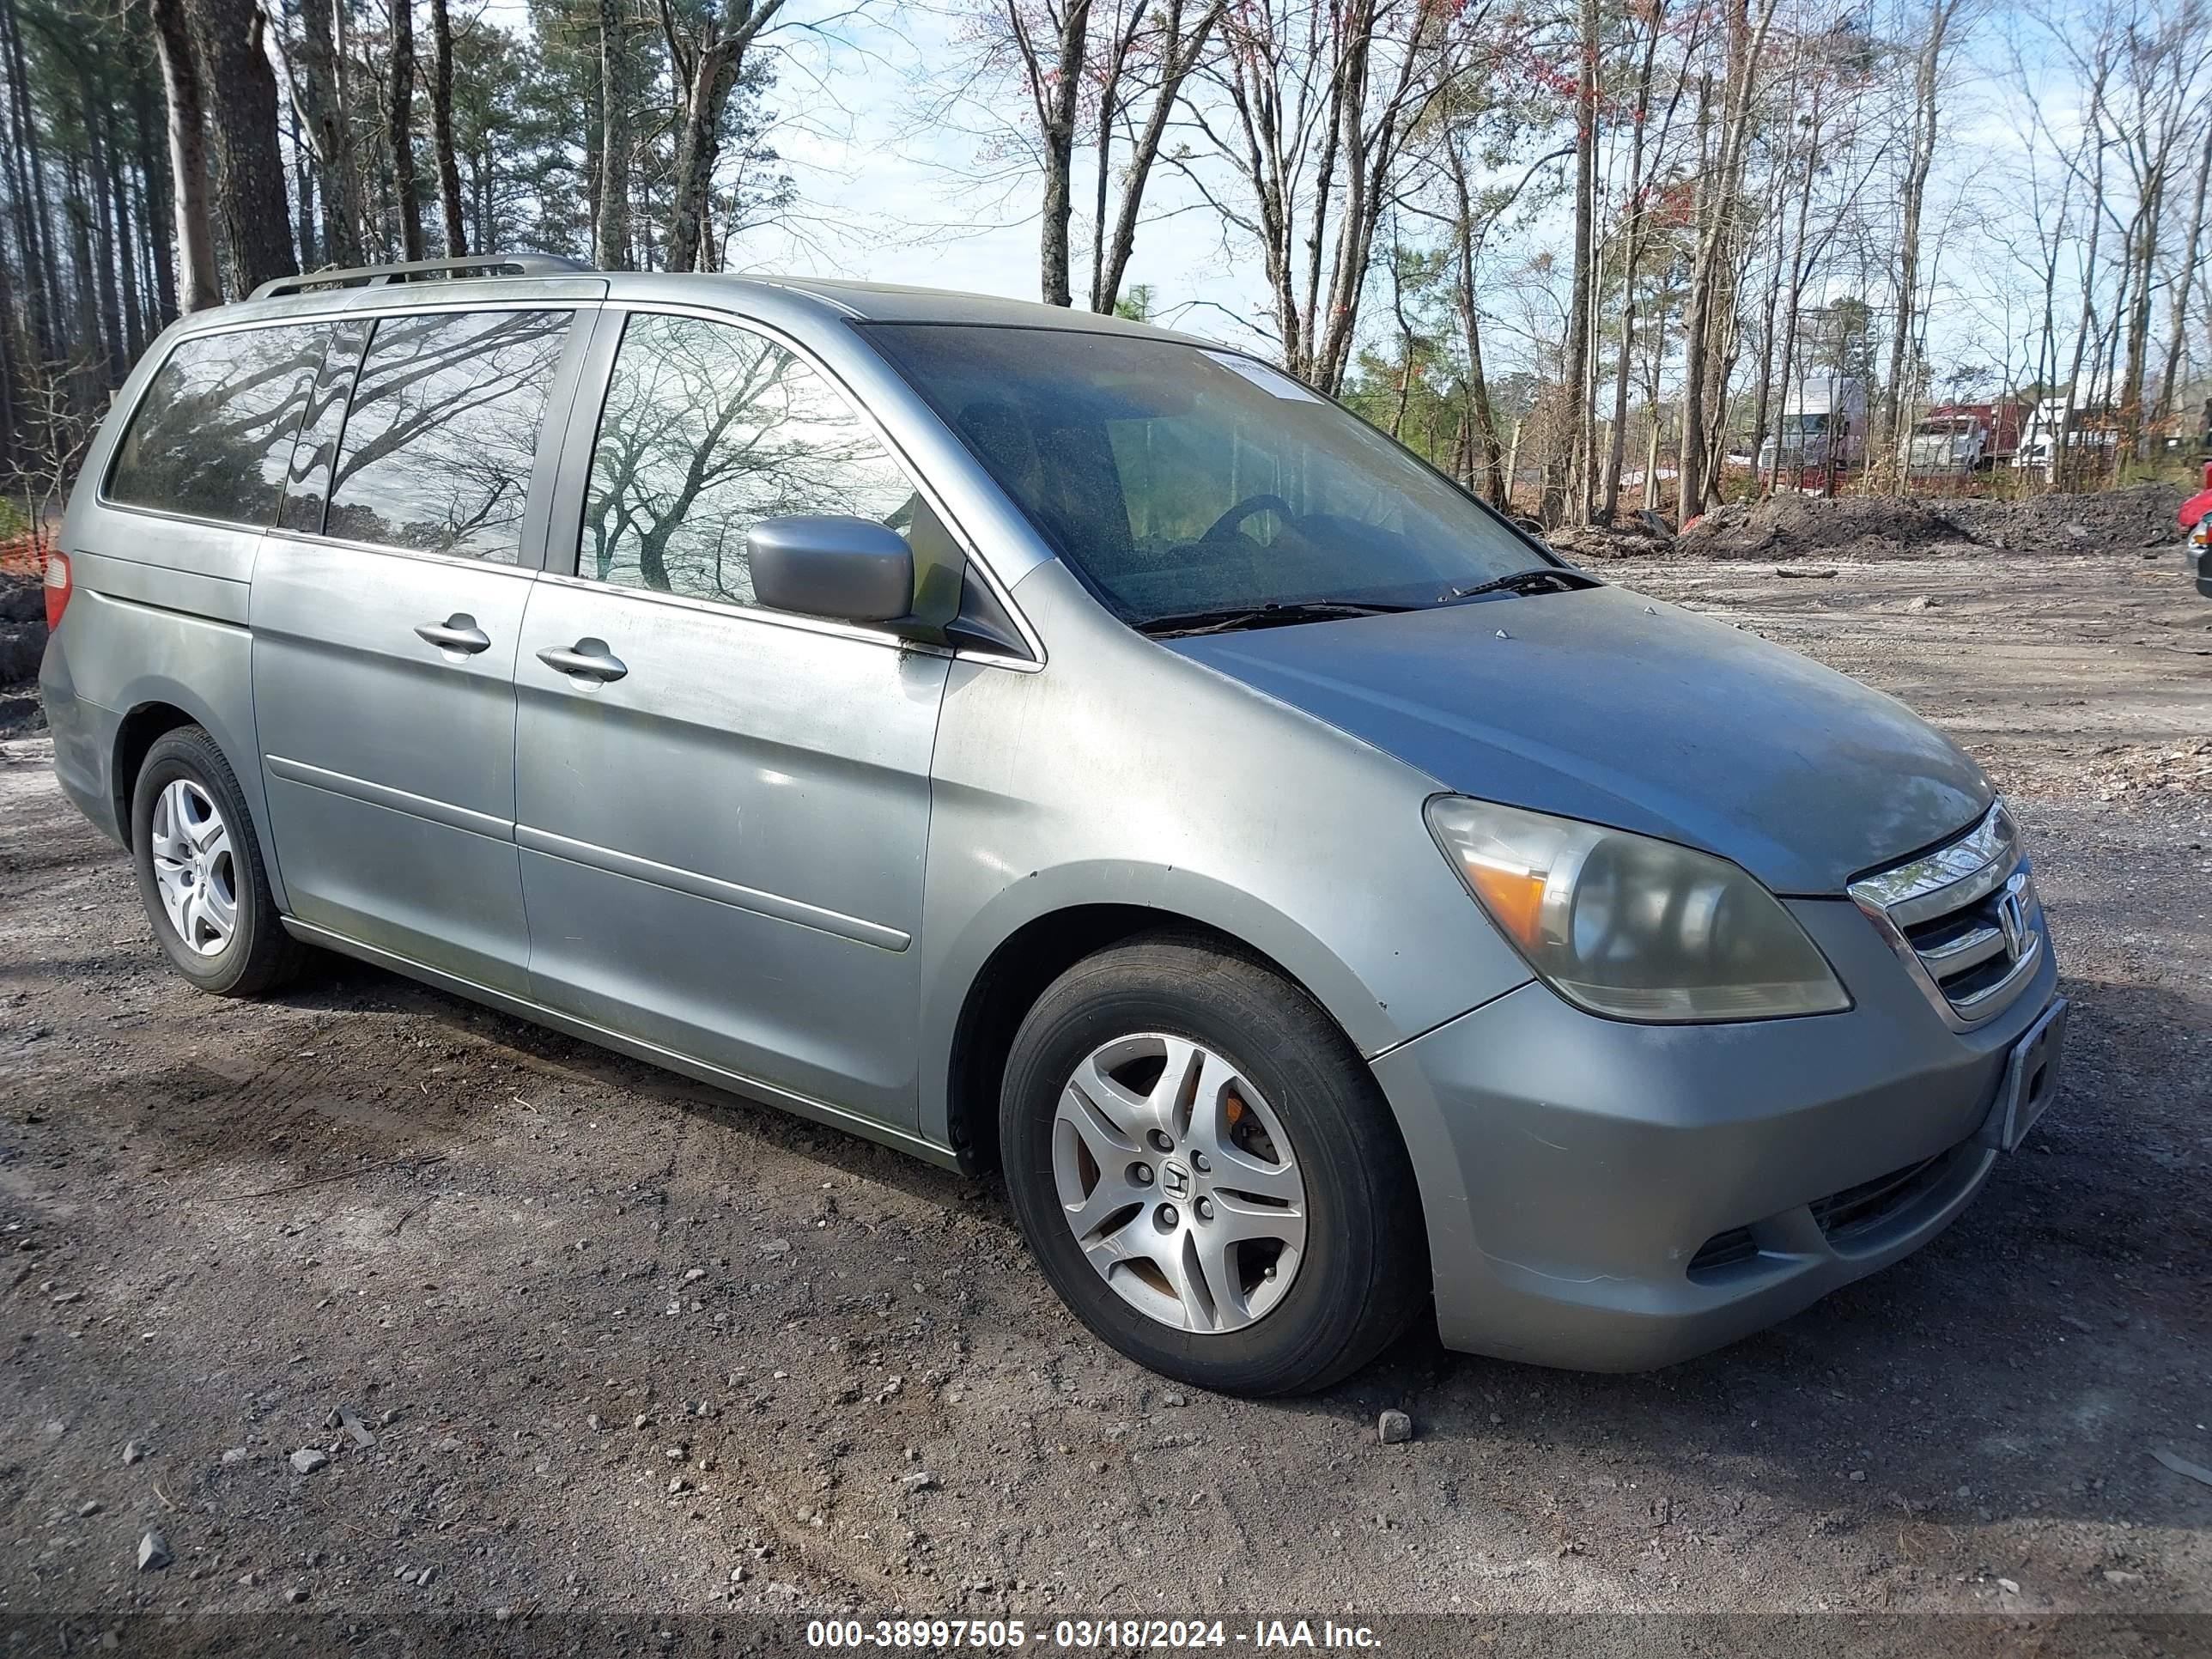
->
536, 639, 629, 683
415, 615, 491, 654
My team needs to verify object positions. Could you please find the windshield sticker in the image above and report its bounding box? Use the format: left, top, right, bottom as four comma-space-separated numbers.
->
1201, 349, 1327, 404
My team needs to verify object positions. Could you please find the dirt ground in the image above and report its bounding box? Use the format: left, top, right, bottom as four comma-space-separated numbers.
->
2, 520, 2209, 1653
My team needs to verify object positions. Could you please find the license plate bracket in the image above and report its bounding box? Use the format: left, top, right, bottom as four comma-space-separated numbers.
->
1976, 996, 2068, 1153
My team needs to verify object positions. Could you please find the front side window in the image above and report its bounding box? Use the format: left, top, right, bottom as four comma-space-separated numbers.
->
106, 324, 329, 526
865, 324, 1539, 624
326, 308, 571, 562
581, 312, 915, 606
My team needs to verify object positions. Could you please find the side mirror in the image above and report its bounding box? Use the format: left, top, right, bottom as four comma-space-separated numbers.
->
747, 514, 914, 624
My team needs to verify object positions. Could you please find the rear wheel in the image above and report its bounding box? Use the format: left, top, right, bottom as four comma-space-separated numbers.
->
999, 933, 1426, 1395
131, 726, 305, 997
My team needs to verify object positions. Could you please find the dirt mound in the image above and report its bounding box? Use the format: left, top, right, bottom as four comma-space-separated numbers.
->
1543, 520, 1674, 561
1937, 482, 2188, 553
1675, 495, 1973, 562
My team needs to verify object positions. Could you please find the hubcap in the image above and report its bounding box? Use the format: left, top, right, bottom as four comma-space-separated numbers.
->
1050, 1033, 1307, 1334
149, 779, 237, 957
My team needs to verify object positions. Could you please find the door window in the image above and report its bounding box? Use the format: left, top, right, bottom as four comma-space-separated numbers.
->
326, 308, 572, 562
106, 324, 329, 526
580, 312, 916, 606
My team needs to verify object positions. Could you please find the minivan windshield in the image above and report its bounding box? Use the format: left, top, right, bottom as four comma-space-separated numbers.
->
866, 324, 1549, 627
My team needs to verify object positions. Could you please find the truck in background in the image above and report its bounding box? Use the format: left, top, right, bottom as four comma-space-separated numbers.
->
1906, 401, 2032, 477
1756, 377, 1868, 487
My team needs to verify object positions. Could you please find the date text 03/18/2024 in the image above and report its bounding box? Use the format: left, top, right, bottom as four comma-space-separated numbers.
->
804, 1618, 1382, 1650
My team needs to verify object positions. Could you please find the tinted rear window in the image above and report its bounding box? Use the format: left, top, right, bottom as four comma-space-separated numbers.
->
326, 309, 572, 562
106, 325, 329, 526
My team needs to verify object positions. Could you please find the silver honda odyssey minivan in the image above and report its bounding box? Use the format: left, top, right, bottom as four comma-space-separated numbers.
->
40, 256, 2066, 1395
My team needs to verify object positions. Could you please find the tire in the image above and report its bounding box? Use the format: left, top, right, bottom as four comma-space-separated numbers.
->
130, 725, 306, 998
999, 933, 1426, 1395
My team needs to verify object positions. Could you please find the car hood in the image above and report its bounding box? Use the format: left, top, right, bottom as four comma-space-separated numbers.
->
1164, 583, 1991, 895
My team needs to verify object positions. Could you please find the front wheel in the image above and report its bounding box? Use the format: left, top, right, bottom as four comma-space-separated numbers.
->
999, 933, 1426, 1395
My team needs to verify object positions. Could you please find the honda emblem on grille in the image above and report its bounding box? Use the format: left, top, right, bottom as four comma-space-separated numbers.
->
1996, 883, 2030, 961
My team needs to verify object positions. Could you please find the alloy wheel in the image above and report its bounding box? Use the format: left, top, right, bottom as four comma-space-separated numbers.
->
149, 778, 236, 957
1049, 1032, 1307, 1333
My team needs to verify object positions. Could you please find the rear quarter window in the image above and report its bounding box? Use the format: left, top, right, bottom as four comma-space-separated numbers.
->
106, 325, 330, 526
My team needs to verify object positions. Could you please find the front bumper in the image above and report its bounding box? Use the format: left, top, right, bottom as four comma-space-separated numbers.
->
1374, 895, 2062, 1371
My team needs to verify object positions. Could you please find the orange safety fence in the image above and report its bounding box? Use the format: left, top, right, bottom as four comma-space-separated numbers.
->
0, 532, 50, 577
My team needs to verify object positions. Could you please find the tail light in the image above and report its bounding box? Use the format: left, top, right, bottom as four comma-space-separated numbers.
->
44, 550, 71, 631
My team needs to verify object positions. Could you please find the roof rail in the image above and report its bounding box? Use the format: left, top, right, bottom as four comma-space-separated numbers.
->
249, 252, 594, 301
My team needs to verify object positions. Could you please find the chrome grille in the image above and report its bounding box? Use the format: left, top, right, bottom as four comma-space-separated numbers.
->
1848, 802, 2045, 1030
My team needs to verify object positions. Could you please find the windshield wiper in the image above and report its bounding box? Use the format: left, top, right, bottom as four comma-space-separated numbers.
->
1133, 599, 1413, 638
1438, 567, 1591, 604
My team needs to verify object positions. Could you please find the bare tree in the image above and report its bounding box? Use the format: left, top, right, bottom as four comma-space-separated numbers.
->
997, 0, 1092, 305
2156, 119, 2212, 425
387, 0, 423, 260
1598, 0, 1675, 524
1881, 0, 1966, 488
1677, 0, 1782, 517
1176, 0, 1447, 392
1088, 0, 1227, 313
657, 0, 787, 273
1562, 0, 1599, 523
187, 0, 300, 292
281, 0, 367, 267
149, 0, 220, 309
595, 0, 631, 269
430, 0, 466, 255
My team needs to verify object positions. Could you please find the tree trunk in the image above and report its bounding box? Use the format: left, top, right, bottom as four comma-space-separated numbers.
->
665, 48, 732, 272
429, 0, 465, 254
661, 0, 783, 272
1034, 0, 1092, 307
296, 0, 363, 266
3, 0, 59, 354
2120, 189, 2161, 458
190, 0, 299, 293
1883, 0, 1956, 490
2055, 76, 2109, 491
386, 0, 423, 261
1561, 0, 1597, 524
1678, 75, 1715, 516
1092, 0, 1225, 313
84, 71, 125, 382
594, 0, 630, 269
1599, 0, 1665, 525
131, 62, 177, 325
107, 99, 146, 362
2157, 122, 2212, 430
1679, 0, 1778, 517
290, 102, 317, 269
1446, 146, 1506, 507
151, 0, 221, 311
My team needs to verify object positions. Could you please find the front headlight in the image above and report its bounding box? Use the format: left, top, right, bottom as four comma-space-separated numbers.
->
1425, 796, 1850, 1022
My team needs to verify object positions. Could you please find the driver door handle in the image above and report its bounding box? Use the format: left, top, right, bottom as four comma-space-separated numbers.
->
415, 615, 491, 654
536, 639, 629, 684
